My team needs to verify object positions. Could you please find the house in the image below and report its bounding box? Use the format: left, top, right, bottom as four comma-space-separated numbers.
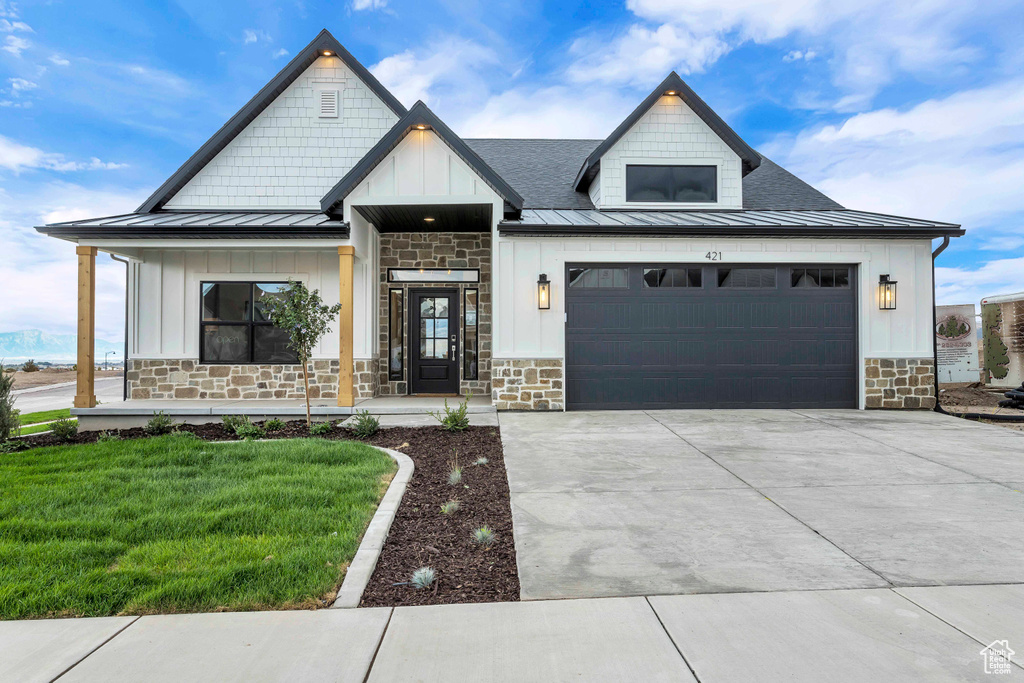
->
38, 29, 963, 418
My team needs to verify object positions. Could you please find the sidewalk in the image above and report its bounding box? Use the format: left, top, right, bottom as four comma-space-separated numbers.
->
4, 584, 1021, 682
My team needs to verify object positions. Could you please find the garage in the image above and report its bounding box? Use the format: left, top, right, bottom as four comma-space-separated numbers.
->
565, 263, 858, 410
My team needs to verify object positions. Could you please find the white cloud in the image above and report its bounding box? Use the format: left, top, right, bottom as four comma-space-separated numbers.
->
783, 49, 817, 62
371, 38, 500, 109
0, 18, 30, 32
8, 76, 34, 94
2, 34, 28, 56
352, 0, 387, 10
764, 79, 1024, 227
272, 48, 289, 59
459, 85, 632, 139
48, 54, 69, 66
937, 257, 1024, 306
243, 29, 271, 44
0, 135, 126, 173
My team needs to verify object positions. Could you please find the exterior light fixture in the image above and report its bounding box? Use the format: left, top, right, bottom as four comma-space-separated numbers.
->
878, 274, 897, 310
665, 90, 677, 95
322, 50, 333, 56
423, 217, 435, 223
415, 125, 427, 130
537, 273, 551, 310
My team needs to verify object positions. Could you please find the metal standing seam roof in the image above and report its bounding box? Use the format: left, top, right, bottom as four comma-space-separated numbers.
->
35, 212, 350, 239
136, 29, 406, 214
498, 209, 964, 238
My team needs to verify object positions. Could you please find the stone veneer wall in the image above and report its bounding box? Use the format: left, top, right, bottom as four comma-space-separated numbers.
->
128, 359, 351, 400
353, 359, 377, 400
491, 359, 563, 410
864, 358, 936, 409
377, 232, 491, 396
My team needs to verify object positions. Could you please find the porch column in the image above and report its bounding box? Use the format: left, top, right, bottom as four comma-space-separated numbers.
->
337, 246, 355, 407
74, 246, 97, 408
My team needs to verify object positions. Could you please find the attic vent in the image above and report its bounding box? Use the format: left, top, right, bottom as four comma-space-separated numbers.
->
318, 90, 339, 118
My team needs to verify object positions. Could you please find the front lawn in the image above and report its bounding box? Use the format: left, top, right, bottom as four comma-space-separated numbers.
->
0, 434, 395, 619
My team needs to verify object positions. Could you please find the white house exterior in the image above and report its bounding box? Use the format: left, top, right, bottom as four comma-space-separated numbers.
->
40, 29, 963, 413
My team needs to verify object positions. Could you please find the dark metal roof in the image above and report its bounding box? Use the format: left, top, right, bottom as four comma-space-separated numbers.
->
36, 211, 350, 239
320, 101, 524, 215
573, 72, 762, 193
136, 29, 406, 214
498, 209, 964, 239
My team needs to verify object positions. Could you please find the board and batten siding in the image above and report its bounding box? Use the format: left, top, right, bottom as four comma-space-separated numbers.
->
164, 55, 399, 210
593, 95, 743, 210
127, 248, 374, 360
492, 235, 936, 408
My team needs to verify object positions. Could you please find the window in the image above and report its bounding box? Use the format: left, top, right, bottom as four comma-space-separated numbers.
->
388, 268, 479, 283
388, 289, 404, 380
567, 267, 629, 289
643, 268, 702, 288
464, 289, 478, 380
200, 282, 298, 364
626, 165, 717, 203
791, 268, 850, 288
419, 297, 450, 360
717, 268, 776, 288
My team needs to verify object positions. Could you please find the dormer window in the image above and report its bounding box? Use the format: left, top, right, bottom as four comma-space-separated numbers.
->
626, 164, 717, 203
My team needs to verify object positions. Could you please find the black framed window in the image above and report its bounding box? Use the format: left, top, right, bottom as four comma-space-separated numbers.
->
643, 267, 702, 288
464, 289, 478, 380
388, 289, 404, 380
791, 268, 850, 288
626, 165, 717, 203
200, 282, 298, 364
567, 267, 629, 289
717, 268, 776, 288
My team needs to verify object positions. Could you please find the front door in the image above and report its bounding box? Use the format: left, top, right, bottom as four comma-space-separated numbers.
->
409, 289, 460, 395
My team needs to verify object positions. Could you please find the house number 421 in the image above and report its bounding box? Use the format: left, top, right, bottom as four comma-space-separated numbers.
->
705, 251, 723, 261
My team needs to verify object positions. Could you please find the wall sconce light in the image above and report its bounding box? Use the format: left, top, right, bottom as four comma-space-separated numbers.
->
537, 273, 551, 310
878, 274, 897, 310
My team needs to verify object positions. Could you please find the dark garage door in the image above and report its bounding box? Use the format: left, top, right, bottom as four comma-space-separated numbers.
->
565, 264, 858, 410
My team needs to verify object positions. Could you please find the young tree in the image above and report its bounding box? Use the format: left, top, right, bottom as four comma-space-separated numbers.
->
258, 280, 342, 429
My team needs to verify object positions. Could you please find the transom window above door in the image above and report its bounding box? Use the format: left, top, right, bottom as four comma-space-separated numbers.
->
388, 268, 479, 283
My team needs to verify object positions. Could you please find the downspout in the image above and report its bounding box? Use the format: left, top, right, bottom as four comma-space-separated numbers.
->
931, 236, 1024, 422
109, 254, 129, 401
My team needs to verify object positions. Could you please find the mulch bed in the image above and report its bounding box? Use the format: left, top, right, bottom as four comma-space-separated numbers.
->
10, 419, 520, 607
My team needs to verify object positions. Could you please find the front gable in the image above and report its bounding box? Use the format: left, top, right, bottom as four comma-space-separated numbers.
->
145, 30, 405, 212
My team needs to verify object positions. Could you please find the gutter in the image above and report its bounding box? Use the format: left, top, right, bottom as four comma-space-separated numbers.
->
930, 236, 1024, 423
498, 225, 966, 239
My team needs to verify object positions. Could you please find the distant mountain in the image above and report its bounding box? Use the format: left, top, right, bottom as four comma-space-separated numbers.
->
0, 330, 123, 362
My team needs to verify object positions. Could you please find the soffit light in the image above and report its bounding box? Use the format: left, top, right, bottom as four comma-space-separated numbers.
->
322, 50, 333, 56
423, 217, 435, 222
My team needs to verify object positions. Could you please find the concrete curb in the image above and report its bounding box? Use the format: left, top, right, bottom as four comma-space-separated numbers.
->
13, 380, 78, 395
333, 446, 413, 609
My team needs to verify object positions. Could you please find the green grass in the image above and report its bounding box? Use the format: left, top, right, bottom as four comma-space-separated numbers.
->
17, 408, 71, 426
0, 434, 395, 619
16, 420, 73, 436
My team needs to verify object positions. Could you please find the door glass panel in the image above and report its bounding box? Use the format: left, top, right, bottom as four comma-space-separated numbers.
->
419, 296, 450, 360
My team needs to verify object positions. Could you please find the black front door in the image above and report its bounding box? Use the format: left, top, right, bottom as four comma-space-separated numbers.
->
409, 289, 460, 394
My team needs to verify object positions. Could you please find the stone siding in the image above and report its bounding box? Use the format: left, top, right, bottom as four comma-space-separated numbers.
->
127, 359, 341, 400
378, 232, 491, 396
353, 358, 377, 400
492, 359, 563, 410
865, 358, 936, 409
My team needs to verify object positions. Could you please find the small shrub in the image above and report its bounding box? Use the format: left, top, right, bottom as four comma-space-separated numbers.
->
410, 567, 436, 590
309, 420, 334, 436
472, 526, 496, 547
473, 457, 489, 466
144, 411, 178, 436
0, 440, 25, 454
235, 421, 266, 440
264, 418, 286, 432
350, 410, 380, 439
0, 366, 16, 441
51, 418, 78, 442
97, 430, 122, 443
221, 415, 246, 433
21, 359, 39, 373
440, 499, 461, 515
447, 450, 462, 485
429, 397, 470, 432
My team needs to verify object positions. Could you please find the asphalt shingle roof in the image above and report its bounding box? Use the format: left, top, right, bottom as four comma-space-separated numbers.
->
465, 138, 843, 211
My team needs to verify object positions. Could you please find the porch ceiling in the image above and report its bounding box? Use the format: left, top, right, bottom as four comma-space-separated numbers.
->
355, 203, 492, 232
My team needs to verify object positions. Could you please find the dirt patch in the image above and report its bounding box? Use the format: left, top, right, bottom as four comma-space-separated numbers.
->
11, 420, 521, 607
9, 369, 122, 390
939, 383, 1006, 409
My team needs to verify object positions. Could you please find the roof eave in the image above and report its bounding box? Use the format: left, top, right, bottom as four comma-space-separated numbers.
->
34, 225, 351, 240
497, 224, 965, 239
136, 29, 406, 214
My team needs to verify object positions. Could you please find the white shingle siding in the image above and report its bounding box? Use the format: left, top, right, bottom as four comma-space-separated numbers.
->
595, 95, 743, 209
165, 56, 399, 210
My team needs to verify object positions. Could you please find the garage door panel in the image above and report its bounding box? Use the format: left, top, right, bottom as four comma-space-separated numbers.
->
566, 263, 858, 410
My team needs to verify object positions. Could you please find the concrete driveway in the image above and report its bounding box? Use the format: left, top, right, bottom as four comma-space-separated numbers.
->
499, 409, 1024, 600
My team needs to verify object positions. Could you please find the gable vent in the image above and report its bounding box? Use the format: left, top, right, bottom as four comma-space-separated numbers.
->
318, 90, 339, 118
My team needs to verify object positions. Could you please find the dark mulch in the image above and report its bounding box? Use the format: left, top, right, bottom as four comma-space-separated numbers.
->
351, 426, 519, 607
11, 419, 521, 607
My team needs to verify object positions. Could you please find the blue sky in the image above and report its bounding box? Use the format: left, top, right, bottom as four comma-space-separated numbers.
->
2, 0, 1023, 341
